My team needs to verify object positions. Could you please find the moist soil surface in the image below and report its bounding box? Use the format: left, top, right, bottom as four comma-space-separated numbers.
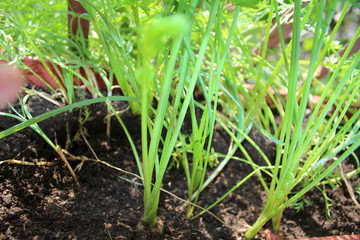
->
1, 88, 359, 240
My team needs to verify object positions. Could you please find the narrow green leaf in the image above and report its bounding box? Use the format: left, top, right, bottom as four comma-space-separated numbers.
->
0, 96, 138, 139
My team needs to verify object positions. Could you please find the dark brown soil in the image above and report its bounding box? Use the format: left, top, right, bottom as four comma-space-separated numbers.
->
0, 90, 359, 240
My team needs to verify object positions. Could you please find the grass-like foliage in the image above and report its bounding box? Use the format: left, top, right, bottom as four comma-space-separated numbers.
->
137, 14, 190, 226
245, 0, 360, 238
0, 0, 359, 237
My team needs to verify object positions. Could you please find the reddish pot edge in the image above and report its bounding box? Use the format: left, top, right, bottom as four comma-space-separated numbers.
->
0, 57, 114, 90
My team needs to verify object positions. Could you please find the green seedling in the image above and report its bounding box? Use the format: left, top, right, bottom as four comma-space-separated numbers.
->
136, 13, 190, 227
245, 1, 360, 238
182, 2, 240, 217
1, 0, 358, 237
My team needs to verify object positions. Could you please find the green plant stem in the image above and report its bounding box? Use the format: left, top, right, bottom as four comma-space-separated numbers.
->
245, 1, 360, 238
142, 0, 220, 225
246, 1, 302, 238
140, 13, 191, 226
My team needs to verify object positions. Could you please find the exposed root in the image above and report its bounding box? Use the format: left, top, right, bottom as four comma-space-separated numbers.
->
0, 159, 56, 166
339, 164, 360, 209
56, 144, 79, 186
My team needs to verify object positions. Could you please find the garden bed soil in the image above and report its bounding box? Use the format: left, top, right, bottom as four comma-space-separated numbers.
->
0, 89, 359, 239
